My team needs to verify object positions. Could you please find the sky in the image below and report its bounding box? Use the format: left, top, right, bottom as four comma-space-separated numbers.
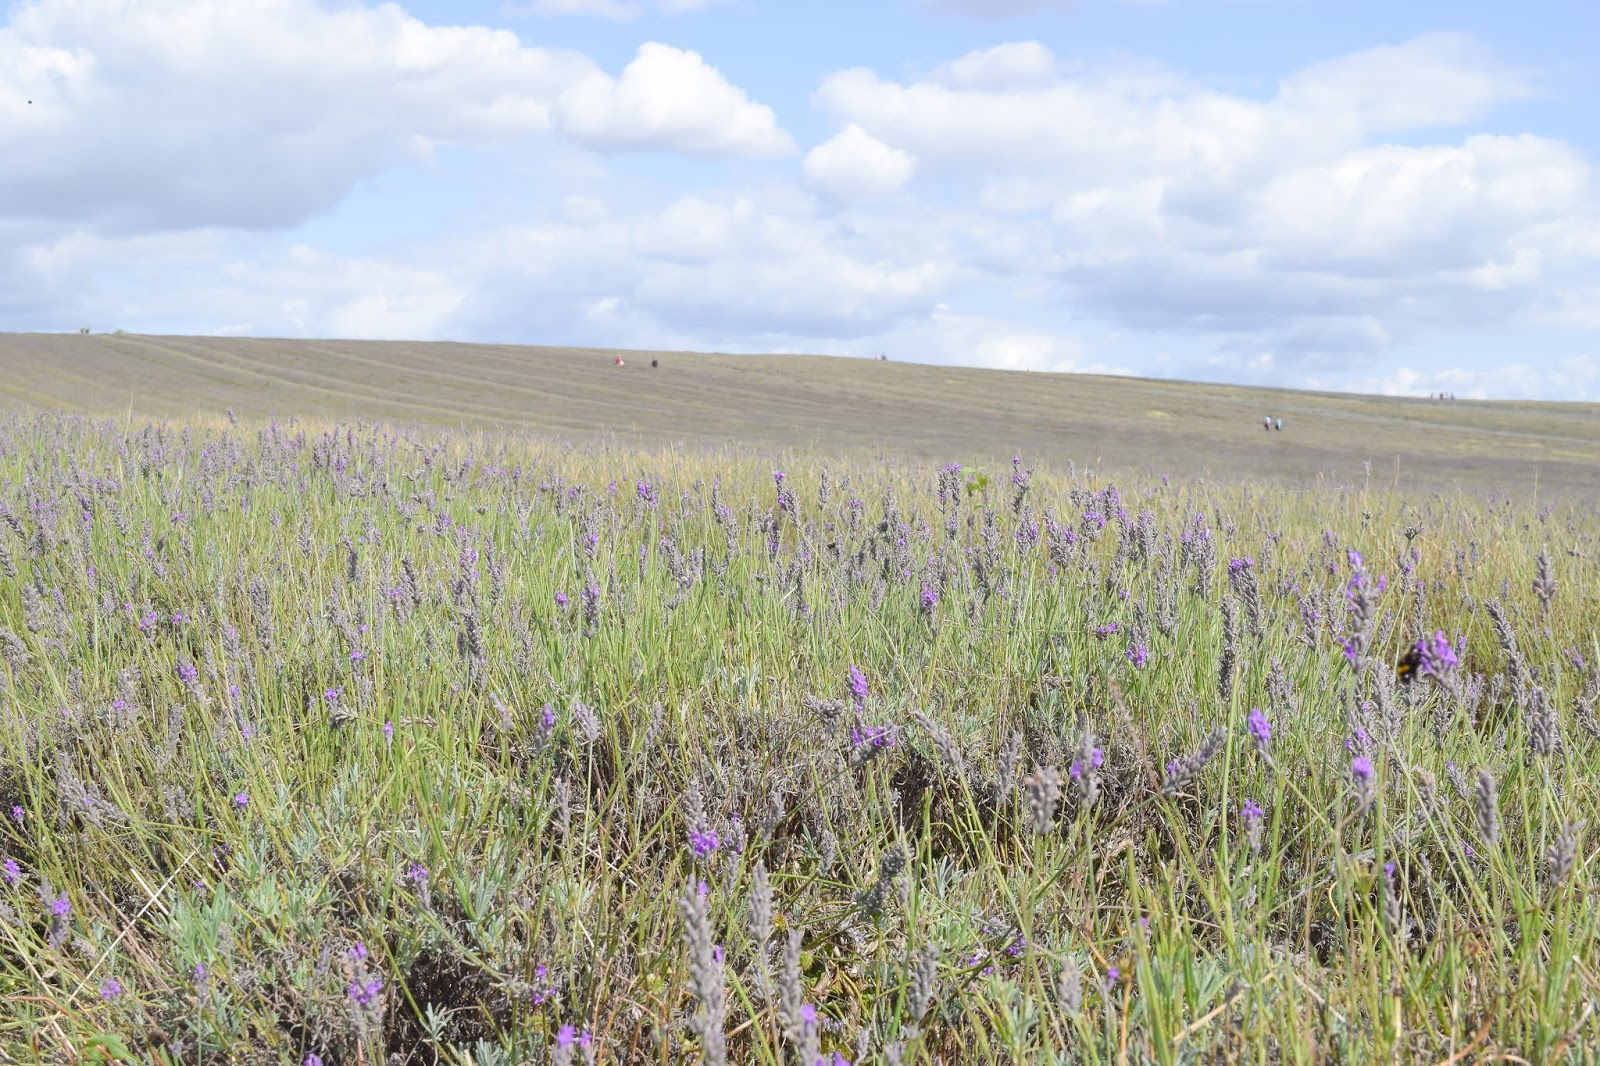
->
3, 0, 1599, 400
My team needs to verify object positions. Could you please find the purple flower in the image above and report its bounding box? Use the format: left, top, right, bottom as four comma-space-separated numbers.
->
1104, 966, 1121, 989
51, 894, 70, 918
1093, 622, 1119, 638
1069, 748, 1103, 780
9, 805, 21, 824
919, 584, 938, 613
232, 792, 249, 811
1240, 798, 1265, 853
100, 977, 123, 1001
848, 664, 870, 708
305, 1056, 324, 1066
1416, 630, 1460, 679
554, 591, 569, 609
2, 858, 19, 885
1228, 557, 1253, 574
348, 977, 383, 1007
1125, 643, 1148, 669
1246, 708, 1271, 752
529, 963, 556, 1005
773, 470, 786, 486
406, 862, 429, 885
558, 1024, 577, 1047
1350, 756, 1375, 782
688, 828, 720, 858
383, 720, 394, 745
177, 661, 200, 686
800, 1003, 818, 1026
635, 480, 658, 506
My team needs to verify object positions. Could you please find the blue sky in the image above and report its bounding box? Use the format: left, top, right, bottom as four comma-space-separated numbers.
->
3, 0, 1598, 399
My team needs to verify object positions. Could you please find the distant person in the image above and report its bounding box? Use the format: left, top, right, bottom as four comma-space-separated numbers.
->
1263, 416, 1271, 431
1275, 418, 1282, 431
651, 358, 659, 369
614, 354, 625, 367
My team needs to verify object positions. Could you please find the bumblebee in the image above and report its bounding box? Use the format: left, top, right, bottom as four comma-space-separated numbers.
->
1395, 645, 1423, 684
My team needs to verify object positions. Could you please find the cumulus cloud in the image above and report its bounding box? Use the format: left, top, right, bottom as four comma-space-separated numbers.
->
933, 41, 1057, 89
803, 125, 917, 200
1276, 33, 1534, 138
815, 33, 1599, 362
0, 1, 790, 235
1, 183, 956, 344
0, 0, 600, 231
552, 43, 794, 157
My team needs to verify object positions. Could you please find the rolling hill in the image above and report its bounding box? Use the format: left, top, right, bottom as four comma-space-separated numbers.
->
2, 331, 1596, 495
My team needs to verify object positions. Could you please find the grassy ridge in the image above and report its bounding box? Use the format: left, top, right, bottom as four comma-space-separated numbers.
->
0, 407, 1596, 1062
3, 331, 1599, 495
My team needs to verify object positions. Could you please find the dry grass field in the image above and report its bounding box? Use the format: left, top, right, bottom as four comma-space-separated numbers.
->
2, 331, 1596, 494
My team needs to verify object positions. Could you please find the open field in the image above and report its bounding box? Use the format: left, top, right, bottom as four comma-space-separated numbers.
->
0, 397, 1597, 1063
2, 332, 1599, 495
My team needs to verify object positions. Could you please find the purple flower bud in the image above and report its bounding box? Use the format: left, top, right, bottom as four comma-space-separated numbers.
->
1246, 708, 1271, 752
688, 828, 720, 858
848, 664, 869, 706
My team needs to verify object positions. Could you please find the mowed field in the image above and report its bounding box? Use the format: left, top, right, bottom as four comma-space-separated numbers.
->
2, 331, 1597, 494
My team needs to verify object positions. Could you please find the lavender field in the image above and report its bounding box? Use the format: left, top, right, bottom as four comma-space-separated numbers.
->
0, 408, 1596, 1064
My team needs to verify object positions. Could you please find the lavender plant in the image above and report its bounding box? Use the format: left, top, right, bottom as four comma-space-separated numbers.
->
0, 409, 1593, 1063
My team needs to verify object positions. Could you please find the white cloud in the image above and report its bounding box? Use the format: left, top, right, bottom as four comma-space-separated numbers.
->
814, 34, 1600, 362
1276, 33, 1533, 138
0, 0, 596, 231
803, 125, 917, 201
0, 2, 790, 237
933, 41, 1056, 89
1313, 354, 1600, 401
552, 43, 794, 157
